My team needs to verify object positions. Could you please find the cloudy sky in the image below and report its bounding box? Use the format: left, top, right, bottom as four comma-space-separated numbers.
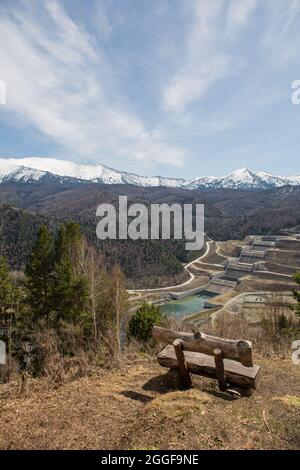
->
0, 0, 299, 178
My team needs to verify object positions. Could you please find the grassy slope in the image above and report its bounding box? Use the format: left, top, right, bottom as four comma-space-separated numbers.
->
1, 355, 299, 450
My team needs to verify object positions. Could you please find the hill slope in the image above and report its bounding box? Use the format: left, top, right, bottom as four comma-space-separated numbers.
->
0, 355, 299, 450
1, 181, 300, 242
0, 202, 187, 288
0, 205, 54, 268
1, 182, 300, 286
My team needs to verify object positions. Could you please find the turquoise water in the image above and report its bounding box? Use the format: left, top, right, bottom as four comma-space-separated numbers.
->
160, 293, 215, 319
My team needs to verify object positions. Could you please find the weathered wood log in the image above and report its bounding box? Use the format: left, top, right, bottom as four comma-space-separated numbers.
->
214, 348, 227, 392
173, 339, 192, 389
153, 326, 253, 367
158, 345, 260, 389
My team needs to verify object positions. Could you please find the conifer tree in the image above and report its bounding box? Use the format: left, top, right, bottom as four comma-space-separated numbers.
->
52, 223, 89, 322
0, 256, 13, 318
25, 225, 54, 320
294, 272, 300, 317
53, 222, 82, 267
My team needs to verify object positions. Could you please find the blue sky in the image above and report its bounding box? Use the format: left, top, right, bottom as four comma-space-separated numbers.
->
0, 0, 299, 178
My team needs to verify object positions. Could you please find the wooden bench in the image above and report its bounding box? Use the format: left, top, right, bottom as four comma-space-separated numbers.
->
153, 326, 261, 395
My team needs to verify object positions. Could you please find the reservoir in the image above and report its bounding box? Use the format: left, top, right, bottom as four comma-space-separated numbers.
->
160, 292, 216, 319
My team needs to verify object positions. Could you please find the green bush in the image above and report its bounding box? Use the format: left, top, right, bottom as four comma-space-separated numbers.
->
128, 303, 165, 343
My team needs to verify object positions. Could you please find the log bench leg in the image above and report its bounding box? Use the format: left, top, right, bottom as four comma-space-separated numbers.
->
173, 339, 192, 389
214, 348, 227, 392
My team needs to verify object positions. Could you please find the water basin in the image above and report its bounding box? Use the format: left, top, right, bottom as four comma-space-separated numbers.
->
160, 292, 216, 319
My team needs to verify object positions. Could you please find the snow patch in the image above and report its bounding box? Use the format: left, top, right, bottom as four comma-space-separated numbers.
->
0, 158, 299, 190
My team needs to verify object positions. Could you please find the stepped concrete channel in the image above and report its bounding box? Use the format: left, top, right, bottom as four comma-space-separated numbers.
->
163, 234, 300, 324
185, 236, 297, 294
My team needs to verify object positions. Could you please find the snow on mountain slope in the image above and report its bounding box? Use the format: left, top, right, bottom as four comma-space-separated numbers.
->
284, 175, 300, 186
0, 158, 112, 181
0, 157, 299, 190
0, 158, 185, 187
209, 168, 283, 189
184, 168, 300, 190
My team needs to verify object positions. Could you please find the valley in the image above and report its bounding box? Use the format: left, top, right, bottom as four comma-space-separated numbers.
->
0, 178, 300, 288
1, 0, 300, 453
128, 233, 300, 327
0, 171, 299, 384
0, 170, 299, 453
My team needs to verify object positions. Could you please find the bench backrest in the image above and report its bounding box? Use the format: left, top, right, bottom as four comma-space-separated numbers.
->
153, 326, 253, 367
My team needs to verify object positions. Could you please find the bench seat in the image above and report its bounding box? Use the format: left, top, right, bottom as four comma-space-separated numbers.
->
158, 345, 261, 390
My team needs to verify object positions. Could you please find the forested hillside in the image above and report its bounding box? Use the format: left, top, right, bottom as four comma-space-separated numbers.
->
0, 205, 54, 269
0, 204, 186, 288
0, 181, 300, 286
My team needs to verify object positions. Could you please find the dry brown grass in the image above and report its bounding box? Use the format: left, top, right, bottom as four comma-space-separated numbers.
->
216, 241, 242, 258
1, 296, 300, 450
124, 365, 300, 450
146, 389, 212, 419
1, 352, 300, 450
202, 311, 299, 358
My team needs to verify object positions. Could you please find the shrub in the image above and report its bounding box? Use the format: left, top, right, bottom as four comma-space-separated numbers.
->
128, 303, 165, 343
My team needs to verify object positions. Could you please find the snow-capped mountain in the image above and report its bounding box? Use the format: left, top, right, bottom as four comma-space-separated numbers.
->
0, 158, 185, 188
0, 158, 299, 190
185, 168, 300, 190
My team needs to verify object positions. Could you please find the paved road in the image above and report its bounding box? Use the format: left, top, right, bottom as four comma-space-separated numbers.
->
127, 240, 212, 294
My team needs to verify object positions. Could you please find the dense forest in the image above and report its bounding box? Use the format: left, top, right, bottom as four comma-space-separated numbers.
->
0, 181, 300, 287
0, 205, 186, 288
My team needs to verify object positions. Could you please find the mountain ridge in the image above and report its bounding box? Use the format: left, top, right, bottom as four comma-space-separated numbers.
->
0, 157, 299, 190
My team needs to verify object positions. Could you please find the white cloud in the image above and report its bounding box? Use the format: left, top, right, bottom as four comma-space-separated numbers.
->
92, 0, 113, 41
262, 0, 300, 66
0, 1, 186, 169
164, 0, 228, 113
0, 80, 6, 104
227, 0, 257, 26
163, 0, 256, 114
0, 0, 299, 177
164, 55, 230, 113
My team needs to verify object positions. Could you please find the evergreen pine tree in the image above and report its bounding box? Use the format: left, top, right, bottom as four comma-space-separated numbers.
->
25, 225, 54, 320
0, 256, 13, 318
294, 272, 300, 317
52, 223, 89, 322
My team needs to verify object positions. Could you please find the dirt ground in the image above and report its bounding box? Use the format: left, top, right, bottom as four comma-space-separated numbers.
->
1, 355, 299, 450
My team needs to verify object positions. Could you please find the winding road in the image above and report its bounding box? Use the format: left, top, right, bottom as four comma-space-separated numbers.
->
127, 240, 212, 294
